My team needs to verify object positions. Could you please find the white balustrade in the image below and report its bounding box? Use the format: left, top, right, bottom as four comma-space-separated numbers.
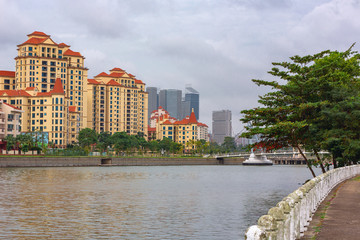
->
245, 165, 360, 240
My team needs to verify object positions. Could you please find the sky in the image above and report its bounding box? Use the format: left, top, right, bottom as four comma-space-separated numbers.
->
1, 0, 359, 134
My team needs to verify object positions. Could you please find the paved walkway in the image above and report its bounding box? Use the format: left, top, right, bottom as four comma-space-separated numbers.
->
301, 175, 360, 240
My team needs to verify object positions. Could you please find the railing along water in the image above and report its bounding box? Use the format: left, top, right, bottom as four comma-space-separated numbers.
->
245, 165, 360, 240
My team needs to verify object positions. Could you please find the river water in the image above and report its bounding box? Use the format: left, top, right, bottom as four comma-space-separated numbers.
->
0, 165, 317, 239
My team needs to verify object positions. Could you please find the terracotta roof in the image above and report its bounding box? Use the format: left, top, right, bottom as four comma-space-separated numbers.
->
148, 127, 156, 132
58, 43, 70, 47
107, 79, 122, 86
69, 106, 77, 112
88, 79, 101, 85
19, 37, 48, 46
25, 87, 36, 91
162, 120, 173, 125
188, 111, 197, 124
0, 70, 15, 77
2, 102, 22, 110
135, 79, 144, 84
36, 78, 64, 96
64, 49, 82, 57
110, 67, 124, 72
109, 72, 125, 78
27, 31, 49, 37
197, 122, 208, 127
52, 78, 64, 94
0, 90, 32, 97
95, 72, 110, 77
128, 74, 135, 78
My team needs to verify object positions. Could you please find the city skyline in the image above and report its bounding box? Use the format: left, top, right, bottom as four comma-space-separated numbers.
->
0, 0, 359, 134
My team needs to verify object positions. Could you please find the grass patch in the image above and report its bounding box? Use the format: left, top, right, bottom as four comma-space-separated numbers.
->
351, 175, 360, 181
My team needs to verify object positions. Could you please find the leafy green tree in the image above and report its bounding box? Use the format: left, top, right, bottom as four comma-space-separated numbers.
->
16, 134, 33, 155
112, 132, 131, 155
78, 128, 98, 151
148, 140, 159, 153
222, 137, 237, 153
4, 135, 16, 154
97, 131, 112, 154
241, 45, 360, 177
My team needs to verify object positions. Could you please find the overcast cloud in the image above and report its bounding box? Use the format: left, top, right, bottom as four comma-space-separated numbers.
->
0, 0, 359, 134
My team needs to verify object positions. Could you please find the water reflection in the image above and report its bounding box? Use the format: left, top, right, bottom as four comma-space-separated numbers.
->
0, 165, 317, 239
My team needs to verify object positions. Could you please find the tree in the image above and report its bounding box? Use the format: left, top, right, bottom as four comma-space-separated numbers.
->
241, 45, 360, 177
78, 128, 98, 151
112, 132, 131, 155
16, 134, 33, 155
97, 131, 112, 154
4, 135, 16, 154
222, 137, 237, 153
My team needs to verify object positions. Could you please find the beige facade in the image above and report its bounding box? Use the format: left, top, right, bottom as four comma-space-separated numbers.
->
0, 71, 16, 90
86, 68, 148, 135
0, 78, 69, 146
150, 107, 209, 150
0, 31, 149, 146
0, 100, 23, 140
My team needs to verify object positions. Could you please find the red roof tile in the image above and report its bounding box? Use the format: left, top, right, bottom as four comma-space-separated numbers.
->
109, 72, 125, 78
0, 70, 15, 77
107, 79, 122, 86
197, 122, 208, 127
19, 37, 47, 46
188, 111, 197, 124
128, 74, 135, 78
110, 67, 124, 72
25, 87, 36, 91
69, 106, 76, 112
64, 49, 82, 57
51, 78, 64, 94
36, 78, 64, 96
0, 90, 32, 97
88, 79, 101, 85
2, 102, 22, 110
135, 79, 144, 84
95, 72, 110, 77
148, 127, 156, 132
58, 42, 70, 47
27, 31, 49, 37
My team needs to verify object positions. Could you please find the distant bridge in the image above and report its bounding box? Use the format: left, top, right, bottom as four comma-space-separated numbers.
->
214, 151, 329, 165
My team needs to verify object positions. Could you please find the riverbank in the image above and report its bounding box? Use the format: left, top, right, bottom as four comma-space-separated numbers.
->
301, 175, 360, 240
0, 156, 245, 167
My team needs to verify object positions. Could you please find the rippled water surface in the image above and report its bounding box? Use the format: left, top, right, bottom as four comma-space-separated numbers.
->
0, 165, 317, 239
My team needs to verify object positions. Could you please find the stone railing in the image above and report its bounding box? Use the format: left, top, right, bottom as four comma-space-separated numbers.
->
245, 165, 360, 239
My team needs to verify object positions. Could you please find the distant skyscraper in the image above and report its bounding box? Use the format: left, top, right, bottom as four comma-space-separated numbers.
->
212, 110, 232, 145
146, 87, 158, 121
184, 85, 199, 120
159, 89, 182, 119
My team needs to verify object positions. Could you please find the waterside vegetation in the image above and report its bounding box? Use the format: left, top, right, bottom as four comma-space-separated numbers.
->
241, 44, 360, 177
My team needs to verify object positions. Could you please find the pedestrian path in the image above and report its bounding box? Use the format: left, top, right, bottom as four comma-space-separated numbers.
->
301, 175, 360, 240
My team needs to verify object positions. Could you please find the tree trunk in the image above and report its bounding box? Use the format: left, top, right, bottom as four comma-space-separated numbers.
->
296, 145, 316, 178
314, 149, 326, 173
333, 155, 338, 168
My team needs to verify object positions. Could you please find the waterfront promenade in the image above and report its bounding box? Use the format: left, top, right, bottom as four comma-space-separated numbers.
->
301, 176, 360, 240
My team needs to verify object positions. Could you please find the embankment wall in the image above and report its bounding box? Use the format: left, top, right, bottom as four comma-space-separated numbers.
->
245, 165, 360, 240
0, 157, 244, 167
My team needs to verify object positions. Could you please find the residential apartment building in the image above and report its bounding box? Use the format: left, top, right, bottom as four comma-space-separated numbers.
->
149, 106, 208, 150
212, 110, 232, 145
0, 71, 16, 90
0, 100, 23, 140
86, 68, 148, 135
0, 31, 148, 146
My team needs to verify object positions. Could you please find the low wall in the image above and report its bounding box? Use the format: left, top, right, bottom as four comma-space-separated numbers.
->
245, 165, 360, 240
0, 157, 243, 167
